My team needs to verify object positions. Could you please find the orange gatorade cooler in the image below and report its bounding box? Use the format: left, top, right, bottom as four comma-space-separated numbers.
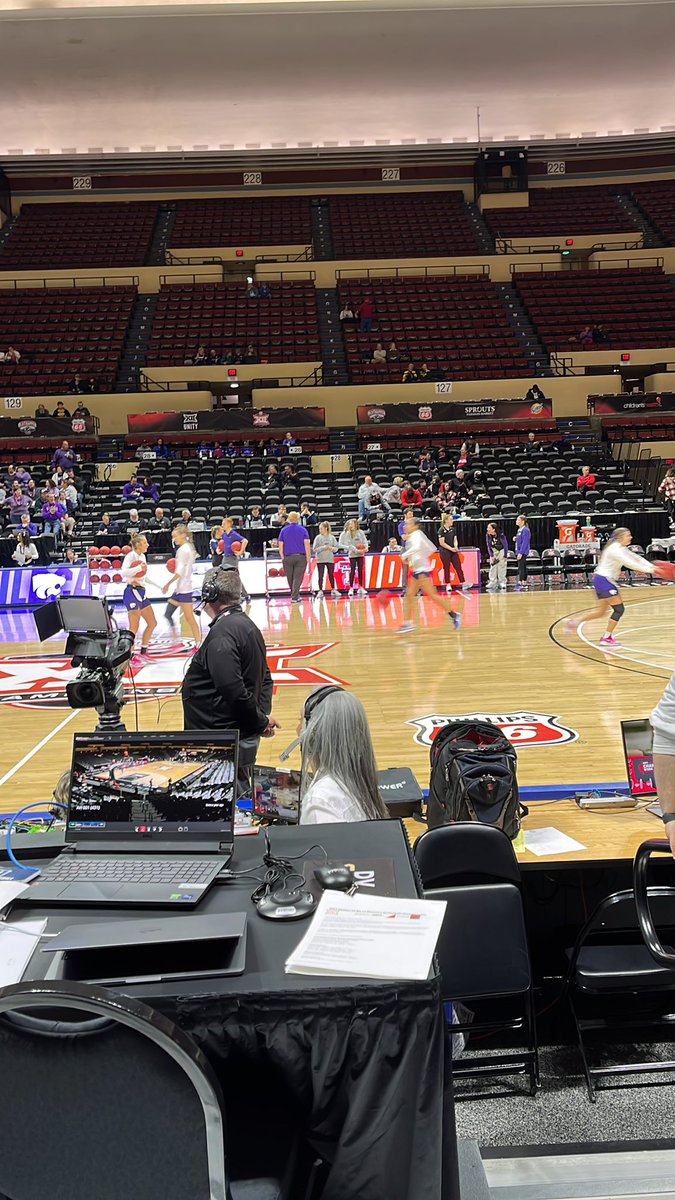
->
579, 524, 596, 543
557, 519, 578, 545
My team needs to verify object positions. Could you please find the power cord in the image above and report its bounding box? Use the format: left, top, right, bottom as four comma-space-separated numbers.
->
5, 801, 68, 874
249, 831, 327, 906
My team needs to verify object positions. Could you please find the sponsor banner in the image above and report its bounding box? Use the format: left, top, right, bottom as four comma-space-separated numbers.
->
1, 551, 480, 608
408, 711, 579, 749
357, 399, 552, 425
127, 407, 325, 434
0, 642, 343, 711
0, 415, 95, 438
591, 392, 675, 416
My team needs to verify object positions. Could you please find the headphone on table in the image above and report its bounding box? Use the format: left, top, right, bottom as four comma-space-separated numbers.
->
278, 685, 344, 762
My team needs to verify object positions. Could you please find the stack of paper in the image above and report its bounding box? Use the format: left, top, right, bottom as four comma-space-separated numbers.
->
0, 920, 47, 988
285, 890, 446, 981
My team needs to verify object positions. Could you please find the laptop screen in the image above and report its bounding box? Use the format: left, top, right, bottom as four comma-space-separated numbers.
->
253, 766, 301, 824
68, 732, 237, 841
620, 718, 657, 797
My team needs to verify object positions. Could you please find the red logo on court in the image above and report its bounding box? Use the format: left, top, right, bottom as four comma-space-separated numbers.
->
408, 712, 579, 749
0, 643, 344, 710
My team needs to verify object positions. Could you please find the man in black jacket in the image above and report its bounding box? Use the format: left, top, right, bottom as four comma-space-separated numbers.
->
182, 569, 279, 750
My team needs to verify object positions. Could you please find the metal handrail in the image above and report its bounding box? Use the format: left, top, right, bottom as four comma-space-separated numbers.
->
336, 263, 489, 281
0, 275, 139, 290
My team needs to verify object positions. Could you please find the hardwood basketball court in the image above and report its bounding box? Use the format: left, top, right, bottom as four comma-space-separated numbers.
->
1, 586, 672, 842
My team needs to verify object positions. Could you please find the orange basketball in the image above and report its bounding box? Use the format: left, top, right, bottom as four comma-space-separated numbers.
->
166, 557, 177, 573
131, 558, 147, 578
217, 539, 225, 553
374, 588, 393, 605
655, 561, 675, 581
230, 541, 243, 555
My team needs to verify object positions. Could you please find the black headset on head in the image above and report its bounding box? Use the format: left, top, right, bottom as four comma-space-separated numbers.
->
196, 568, 241, 614
279, 685, 344, 762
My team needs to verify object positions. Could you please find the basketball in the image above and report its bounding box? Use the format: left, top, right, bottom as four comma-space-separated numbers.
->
166, 557, 177, 573
99, 545, 110, 556
110, 545, 121, 556
121, 544, 131, 555
131, 558, 147, 578
654, 561, 675, 581
88, 545, 98, 557
230, 541, 243, 555
217, 539, 225, 553
374, 588, 393, 605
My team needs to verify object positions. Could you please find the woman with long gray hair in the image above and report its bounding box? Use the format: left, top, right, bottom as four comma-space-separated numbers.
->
299, 688, 388, 823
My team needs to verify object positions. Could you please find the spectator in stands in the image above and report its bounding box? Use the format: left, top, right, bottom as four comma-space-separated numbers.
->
193, 345, 208, 365
263, 464, 280, 494
149, 507, 171, 536
41, 495, 67, 549
283, 432, 297, 453
525, 383, 547, 405
225, 441, 238, 458
451, 468, 474, 506
358, 297, 374, 334
70, 374, 87, 395
267, 438, 282, 458
244, 344, 259, 364
400, 480, 423, 509
577, 325, 594, 347
383, 476, 404, 507
153, 438, 171, 459
87, 378, 99, 394
486, 522, 508, 592
57, 489, 76, 539
127, 509, 142, 537
339, 302, 354, 324
63, 546, 84, 565
471, 468, 488, 502
12, 532, 38, 567
577, 465, 597, 491
72, 399, 91, 419
213, 442, 224, 460
35, 403, 49, 418
259, 282, 271, 300
141, 476, 160, 504
6, 346, 20, 364
298, 689, 387, 825
384, 537, 401, 554
246, 506, 265, 529
514, 515, 532, 590
526, 430, 540, 451
358, 475, 390, 522
339, 519, 369, 597
246, 281, 259, 300
300, 501, 320, 537
460, 438, 479, 464
63, 477, 78, 513
52, 401, 71, 419
436, 446, 450, 467
197, 440, 213, 460
241, 441, 254, 459
417, 362, 430, 381
397, 507, 414, 540
658, 466, 675, 526
388, 341, 401, 362
15, 512, 38, 539
371, 343, 387, 367
122, 475, 144, 503
282, 462, 297, 480
402, 362, 418, 384
278, 512, 311, 603
592, 324, 609, 345
97, 513, 121, 539
8, 485, 31, 526
231, 347, 244, 364
274, 503, 288, 526
418, 451, 436, 475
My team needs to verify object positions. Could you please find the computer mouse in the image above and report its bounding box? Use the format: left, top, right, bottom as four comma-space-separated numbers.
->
313, 865, 356, 892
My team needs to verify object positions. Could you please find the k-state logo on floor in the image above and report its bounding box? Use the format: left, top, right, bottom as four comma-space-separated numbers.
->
0, 643, 345, 710
408, 712, 579, 748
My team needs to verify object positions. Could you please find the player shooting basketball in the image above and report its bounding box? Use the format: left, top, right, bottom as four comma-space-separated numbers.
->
567, 527, 670, 647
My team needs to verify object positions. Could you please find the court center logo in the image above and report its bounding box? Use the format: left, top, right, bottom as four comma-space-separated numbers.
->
408, 712, 579, 748
0, 642, 344, 710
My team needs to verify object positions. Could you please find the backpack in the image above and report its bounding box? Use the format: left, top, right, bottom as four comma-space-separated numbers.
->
427, 720, 524, 839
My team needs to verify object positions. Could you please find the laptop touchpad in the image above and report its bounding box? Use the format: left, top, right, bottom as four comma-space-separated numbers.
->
59, 883, 126, 901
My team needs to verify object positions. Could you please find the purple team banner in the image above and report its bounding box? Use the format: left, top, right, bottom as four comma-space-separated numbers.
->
0, 566, 91, 607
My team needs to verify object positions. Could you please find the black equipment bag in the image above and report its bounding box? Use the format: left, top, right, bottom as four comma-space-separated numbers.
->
427, 720, 524, 839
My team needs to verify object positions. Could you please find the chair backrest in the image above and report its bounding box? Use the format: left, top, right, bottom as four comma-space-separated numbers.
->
414, 822, 521, 889
633, 839, 675, 969
566, 883, 675, 982
0, 980, 227, 1200
427, 883, 531, 1000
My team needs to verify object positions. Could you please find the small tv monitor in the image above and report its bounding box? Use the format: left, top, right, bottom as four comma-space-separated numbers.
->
253, 766, 301, 824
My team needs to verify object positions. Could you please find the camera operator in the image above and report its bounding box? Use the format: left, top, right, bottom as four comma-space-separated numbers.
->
182, 570, 279, 771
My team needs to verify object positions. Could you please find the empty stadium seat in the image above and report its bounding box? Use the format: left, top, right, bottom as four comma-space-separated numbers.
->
329, 192, 481, 258
0, 203, 159, 271
482, 187, 638, 240
170, 198, 313, 248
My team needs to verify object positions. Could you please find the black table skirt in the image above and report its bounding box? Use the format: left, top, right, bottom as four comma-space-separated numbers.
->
0, 534, 53, 567
367, 511, 670, 555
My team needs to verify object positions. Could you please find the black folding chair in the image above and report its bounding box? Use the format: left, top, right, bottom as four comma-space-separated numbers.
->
0, 980, 298, 1200
564, 841, 675, 1101
414, 823, 539, 1096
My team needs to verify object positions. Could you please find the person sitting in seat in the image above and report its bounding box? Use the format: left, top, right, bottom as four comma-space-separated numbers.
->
402, 362, 418, 384
122, 475, 144, 503
400, 480, 423, 509
383, 476, 404, 507
52, 401, 71, 419
577, 325, 594, 347
358, 475, 390, 522
371, 343, 387, 366
339, 302, 354, 324
577, 465, 597, 491
525, 384, 547, 405
297, 688, 389, 824
384, 536, 401, 554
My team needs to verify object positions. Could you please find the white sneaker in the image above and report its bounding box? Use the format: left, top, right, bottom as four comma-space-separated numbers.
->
461, 582, 472, 591
396, 622, 416, 634
359, 587, 367, 597
316, 590, 324, 598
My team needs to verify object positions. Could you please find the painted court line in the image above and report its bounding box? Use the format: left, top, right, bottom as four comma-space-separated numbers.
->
0, 709, 79, 789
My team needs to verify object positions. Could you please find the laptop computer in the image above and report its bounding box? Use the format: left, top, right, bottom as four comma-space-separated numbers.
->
22, 731, 238, 907
620, 717, 661, 816
253, 765, 301, 824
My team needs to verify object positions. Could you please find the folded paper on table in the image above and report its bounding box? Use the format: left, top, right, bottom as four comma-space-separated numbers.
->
524, 827, 586, 857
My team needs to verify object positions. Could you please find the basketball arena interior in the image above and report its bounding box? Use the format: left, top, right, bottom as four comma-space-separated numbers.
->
2, 0, 675, 1196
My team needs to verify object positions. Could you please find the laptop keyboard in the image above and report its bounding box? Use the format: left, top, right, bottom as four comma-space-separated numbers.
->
39, 858, 220, 885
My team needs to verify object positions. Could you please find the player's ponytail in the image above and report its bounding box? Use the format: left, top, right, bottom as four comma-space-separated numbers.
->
130, 532, 145, 550
610, 526, 630, 542
173, 522, 193, 543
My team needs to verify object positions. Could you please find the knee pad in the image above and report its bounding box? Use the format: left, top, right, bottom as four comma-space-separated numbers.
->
611, 602, 625, 621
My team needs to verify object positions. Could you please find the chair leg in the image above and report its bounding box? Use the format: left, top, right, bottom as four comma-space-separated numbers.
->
569, 999, 597, 1103
525, 987, 540, 1096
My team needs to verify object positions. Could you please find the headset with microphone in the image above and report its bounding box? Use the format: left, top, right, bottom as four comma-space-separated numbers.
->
194, 568, 243, 615
278, 685, 344, 762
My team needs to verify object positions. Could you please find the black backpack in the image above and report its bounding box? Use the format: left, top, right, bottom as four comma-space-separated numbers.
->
427, 720, 524, 839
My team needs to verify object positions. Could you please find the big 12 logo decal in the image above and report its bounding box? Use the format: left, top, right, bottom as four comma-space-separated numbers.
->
408, 711, 579, 748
